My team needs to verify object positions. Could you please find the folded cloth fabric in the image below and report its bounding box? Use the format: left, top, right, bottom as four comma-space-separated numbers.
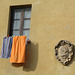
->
0, 37, 13, 58
10, 36, 26, 63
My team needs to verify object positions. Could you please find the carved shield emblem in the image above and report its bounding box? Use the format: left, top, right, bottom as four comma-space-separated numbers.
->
55, 40, 74, 66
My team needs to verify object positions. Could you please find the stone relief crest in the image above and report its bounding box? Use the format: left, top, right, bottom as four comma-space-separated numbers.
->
55, 40, 74, 66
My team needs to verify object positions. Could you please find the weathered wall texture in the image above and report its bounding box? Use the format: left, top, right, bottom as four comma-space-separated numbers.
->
0, 0, 75, 75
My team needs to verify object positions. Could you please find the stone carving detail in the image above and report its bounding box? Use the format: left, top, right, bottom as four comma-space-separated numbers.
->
55, 40, 74, 66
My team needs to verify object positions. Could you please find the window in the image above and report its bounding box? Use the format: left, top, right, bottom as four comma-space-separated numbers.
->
9, 5, 32, 39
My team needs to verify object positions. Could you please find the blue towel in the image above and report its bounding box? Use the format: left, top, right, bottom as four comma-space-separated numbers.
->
0, 37, 13, 58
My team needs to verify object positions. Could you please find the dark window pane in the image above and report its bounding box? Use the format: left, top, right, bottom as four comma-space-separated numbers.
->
12, 30, 19, 36
23, 30, 30, 38
24, 8, 31, 18
14, 9, 21, 19
13, 20, 20, 29
23, 19, 30, 28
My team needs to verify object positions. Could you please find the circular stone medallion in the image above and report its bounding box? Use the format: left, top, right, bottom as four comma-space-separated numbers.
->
55, 40, 74, 66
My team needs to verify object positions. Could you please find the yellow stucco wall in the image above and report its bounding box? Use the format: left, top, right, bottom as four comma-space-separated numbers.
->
0, 0, 75, 75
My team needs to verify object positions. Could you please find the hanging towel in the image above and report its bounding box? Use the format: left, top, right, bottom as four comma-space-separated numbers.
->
10, 36, 26, 63
0, 37, 13, 58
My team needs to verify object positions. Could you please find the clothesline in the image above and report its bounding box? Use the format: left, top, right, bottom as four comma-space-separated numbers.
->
7, 35, 28, 45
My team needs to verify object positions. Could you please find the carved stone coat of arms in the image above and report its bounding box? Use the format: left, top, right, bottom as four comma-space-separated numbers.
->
55, 40, 74, 66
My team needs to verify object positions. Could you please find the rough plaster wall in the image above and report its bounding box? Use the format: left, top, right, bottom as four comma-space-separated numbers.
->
0, 0, 75, 75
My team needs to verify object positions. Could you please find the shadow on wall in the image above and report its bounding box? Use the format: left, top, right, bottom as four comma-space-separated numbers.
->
12, 42, 38, 71
23, 42, 38, 71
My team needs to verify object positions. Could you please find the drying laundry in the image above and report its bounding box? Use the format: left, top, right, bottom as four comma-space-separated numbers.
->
10, 36, 26, 63
0, 37, 13, 58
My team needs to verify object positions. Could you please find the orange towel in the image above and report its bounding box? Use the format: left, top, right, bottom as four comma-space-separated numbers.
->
10, 36, 26, 63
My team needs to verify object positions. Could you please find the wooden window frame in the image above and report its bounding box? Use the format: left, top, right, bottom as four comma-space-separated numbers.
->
8, 5, 32, 43
9, 5, 31, 36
